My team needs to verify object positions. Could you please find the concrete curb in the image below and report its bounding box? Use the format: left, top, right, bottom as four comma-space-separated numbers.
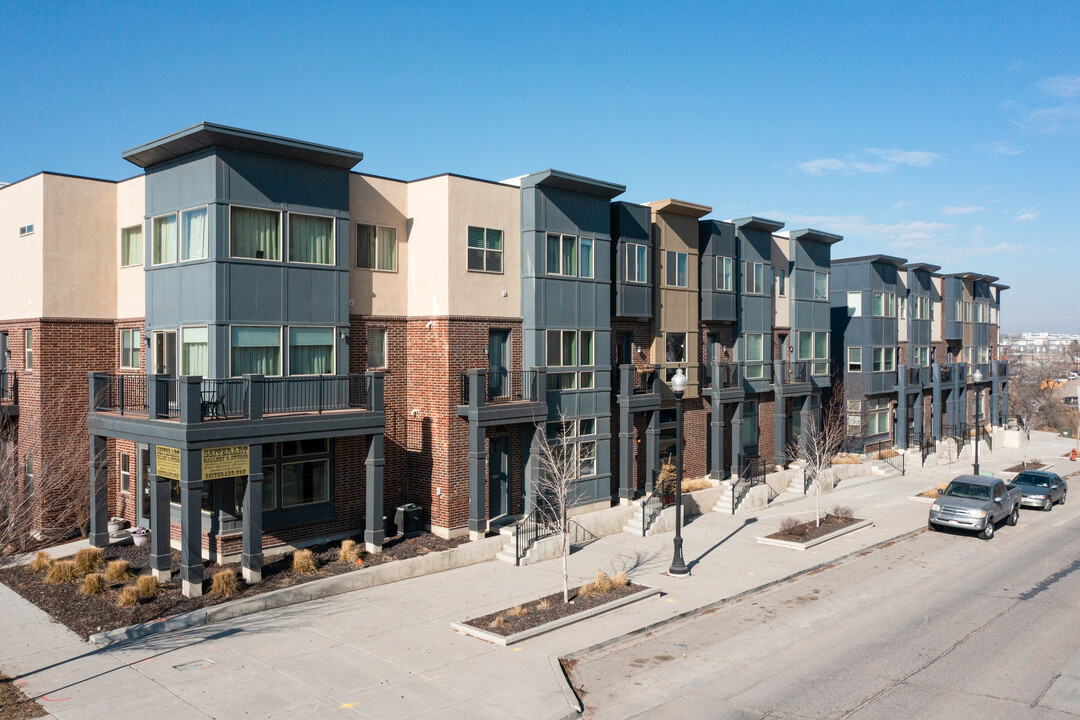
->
755, 519, 874, 550
450, 586, 661, 646
561, 525, 926, 662
546, 654, 584, 720
90, 534, 504, 646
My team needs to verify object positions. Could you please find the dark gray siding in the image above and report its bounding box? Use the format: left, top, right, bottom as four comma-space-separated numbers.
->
611, 202, 653, 319
699, 220, 737, 322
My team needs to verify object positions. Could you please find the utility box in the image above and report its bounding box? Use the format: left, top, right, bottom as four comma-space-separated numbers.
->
394, 503, 423, 537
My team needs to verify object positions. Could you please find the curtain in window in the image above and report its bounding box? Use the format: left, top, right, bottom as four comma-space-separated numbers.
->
289, 214, 333, 264
547, 329, 561, 366
580, 237, 593, 277
467, 227, 485, 271
153, 214, 177, 265
290, 327, 334, 374
561, 330, 577, 366
376, 226, 397, 270
485, 229, 502, 272
181, 207, 208, 260
814, 332, 828, 360
121, 227, 142, 267
562, 236, 576, 276
357, 224, 376, 268
368, 329, 386, 368
580, 330, 593, 365
799, 332, 813, 360
677, 253, 688, 287
746, 335, 763, 362
231, 327, 280, 376
231, 207, 280, 260
547, 234, 560, 274
181, 327, 208, 376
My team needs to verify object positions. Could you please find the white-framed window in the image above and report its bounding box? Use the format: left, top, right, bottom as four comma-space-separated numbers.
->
18, 224, 34, 236
289, 327, 335, 375
912, 346, 930, 366
24, 453, 33, 492
798, 331, 829, 375
814, 271, 829, 300
231, 206, 281, 261
776, 269, 787, 297
467, 226, 503, 273
744, 261, 764, 294
848, 347, 862, 372
181, 326, 208, 377
120, 452, 131, 493
955, 300, 962, 322
847, 291, 862, 317
289, 213, 335, 265
367, 328, 387, 369
626, 244, 648, 283
578, 418, 596, 436
717, 256, 733, 291
120, 225, 143, 267
120, 329, 140, 370
872, 347, 896, 372
180, 206, 208, 261
964, 301, 973, 322
742, 400, 758, 445
579, 440, 597, 476
547, 330, 578, 367
357, 223, 397, 271
666, 251, 688, 288
745, 333, 764, 379
230, 326, 281, 377
666, 332, 687, 364
872, 292, 897, 317
547, 418, 597, 477
152, 213, 177, 265
579, 237, 593, 278
24, 329, 32, 372
868, 397, 890, 435
547, 234, 580, 277
899, 297, 906, 320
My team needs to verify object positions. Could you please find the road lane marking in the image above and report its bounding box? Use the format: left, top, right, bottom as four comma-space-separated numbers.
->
1054, 512, 1080, 527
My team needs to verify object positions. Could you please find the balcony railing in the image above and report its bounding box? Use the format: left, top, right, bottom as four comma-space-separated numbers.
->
698, 363, 741, 390
939, 365, 952, 383
787, 361, 809, 384
92, 373, 377, 422
906, 366, 925, 386
460, 369, 538, 405
0, 370, 16, 404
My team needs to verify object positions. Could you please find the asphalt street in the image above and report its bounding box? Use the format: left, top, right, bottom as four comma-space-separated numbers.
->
571, 502, 1080, 719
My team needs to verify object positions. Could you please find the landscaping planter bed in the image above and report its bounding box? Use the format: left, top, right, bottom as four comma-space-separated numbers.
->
757, 514, 872, 550
0, 533, 466, 640
1004, 461, 1047, 473
0, 673, 45, 720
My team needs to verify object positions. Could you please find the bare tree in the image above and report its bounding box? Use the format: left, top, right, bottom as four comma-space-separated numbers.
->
791, 389, 846, 527
1010, 355, 1066, 464
1066, 340, 1080, 375
532, 414, 589, 603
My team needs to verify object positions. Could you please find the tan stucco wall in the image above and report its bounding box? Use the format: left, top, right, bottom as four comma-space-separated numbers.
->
931, 276, 943, 341
0, 175, 45, 320
404, 175, 450, 317
649, 208, 700, 395
350, 174, 409, 317
771, 235, 791, 329
446, 176, 520, 318
116, 176, 145, 319
897, 274, 908, 343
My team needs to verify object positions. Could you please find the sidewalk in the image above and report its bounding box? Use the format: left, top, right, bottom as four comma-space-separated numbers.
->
0, 431, 1075, 720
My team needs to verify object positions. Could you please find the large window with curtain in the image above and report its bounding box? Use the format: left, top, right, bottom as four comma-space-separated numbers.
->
181, 326, 208, 376
230, 207, 281, 261
467, 226, 503, 273
289, 327, 334, 375
289, 214, 334, 265
356, 223, 397, 271
120, 329, 140, 370
152, 213, 177, 265
230, 326, 281, 376
368, 328, 387, 368
121, 225, 143, 267
180, 207, 208, 261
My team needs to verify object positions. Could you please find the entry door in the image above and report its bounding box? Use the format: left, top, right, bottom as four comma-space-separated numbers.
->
488, 330, 510, 398
136, 445, 151, 528
153, 331, 177, 376
616, 333, 633, 365
707, 333, 721, 366
489, 437, 510, 518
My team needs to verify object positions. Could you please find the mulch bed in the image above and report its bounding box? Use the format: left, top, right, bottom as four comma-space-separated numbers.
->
765, 514, 862, 543
465, 583, 647, 637
1004, 462, 1046, 473
0, 533, 467, 640
0, 674, 45, 720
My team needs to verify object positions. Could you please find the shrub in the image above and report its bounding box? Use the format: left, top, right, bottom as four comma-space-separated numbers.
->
29, 551, 54, 572
80, 573, 106, 596
681, 479, 712, 493
508, 604, 528, 618
778, 516, 802, 535
611, 570, 629, 588
117, 586, 140, 608
45, 560, 78, 584
136, 574, 161, 599
831, 505, 854, 519
292, 549, 318, 574
104, 560, 131, 584
537, 597, 552, 610
581, 570, 613, 597
73, 547, 105, 575
832, 454, 861, 465
211, 569, 239, 598
338, 539, 360, 564
488, 615, 506, 629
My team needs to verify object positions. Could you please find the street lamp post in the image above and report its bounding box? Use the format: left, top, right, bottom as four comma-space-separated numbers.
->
669, 368, 689, 576
973, 368, 983, 475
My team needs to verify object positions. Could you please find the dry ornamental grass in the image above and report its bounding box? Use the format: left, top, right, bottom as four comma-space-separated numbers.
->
136, 575, 161, 599
778, 516, 801, 535
45, 560, 78, 584
29, 551, 54, 572
508, 604, 528, 618
537, 597, 552, 610
611, 570, 629, 588
80, 573, 105, 597
831, 505, 854, 519
488, 615, 506, 629
292, 549, 318, 574
117, 586, 139, 608
211, 569, 239, 597
338, 539, 360, 564
104, 560, 130, 584
681, 479, 712, 493
73, 548, 105, 575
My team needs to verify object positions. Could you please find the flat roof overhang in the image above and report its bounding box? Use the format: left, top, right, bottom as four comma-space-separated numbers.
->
789, 228, 843, 245
833, 254, 907, 267
647, 199, 712, 219
732, 216, 785, 233
520, 169, 625, 199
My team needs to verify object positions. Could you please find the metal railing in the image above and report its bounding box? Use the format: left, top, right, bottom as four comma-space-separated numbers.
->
460, 370, 537, 405
641, 479, 674, 537
907, 366, 923, 386
865, 438, 905, 475
260, 375, 367, 416
514, 501, 555, 565
614, 365, 652, 396
913, 430, 934, 465
0, 370, 15, 404
944, 423, 968, 451
699, 363, 741, 389
732, 457, 766, 514
939, 366, 952, 383
788, 361, 809, 383
93, 374, 149, 416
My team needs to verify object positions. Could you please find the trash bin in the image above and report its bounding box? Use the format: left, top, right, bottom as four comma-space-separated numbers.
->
394, 503, 423, 537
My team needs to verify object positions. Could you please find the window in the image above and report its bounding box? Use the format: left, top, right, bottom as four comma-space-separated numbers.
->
964, 302, 972, 322
547, 234, 579, 276
368, 328, 387, 369
169, 478, 213, 511
868, 397, 890, 435
290, 327, 334, 375
230, 326, 281, 376
467, 226, 503, 273
666, 333, 687, 364
18, 224, 34, 236
548, 372, 576, 390
181, 327, 208, 377
546, 419, 596, 475
745, 333, 764, 379
666, 251, 688, 288
120, 329, 140, 370
262, 465, 277, 511
872, 347, 896, 372
289, 214, 334, 265
121, 225, 143, 267
742, 400, 758, 445
847, 291, 862, 317
899, 297, 906, 320
580, 330, 593, 366
886, 293, 896, 318
776, 269, 786, 297
152, 213, 177, 265
847, 399, 862, 432
180, 207, 208, 261
798, 331, 829, 375
547, 330, 578, 367
579, 441, 597, 477
120, 453, 131, 493
848, 347, 863, 372
231, 207, 281, 261
626, 244, 647, 283
717, 256, 733, 291
814, 271, 829, 300
912, 347, 930, 366
24, 329, 32, 371
744, 262, 764, 294
580, 237, 593, 278
357, 223, 397, 271
282, 459, 330, 507
24, 454, 33, 493
579, 418, 596, 436
975, 391, 984, 418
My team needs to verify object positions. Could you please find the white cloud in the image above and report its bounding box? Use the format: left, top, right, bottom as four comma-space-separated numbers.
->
892, 200, 915, 209
1039, 75, 1080, 98
796, 148, 941, 175
977, 141, 1023, 155
1024, 105, 1080, 133
1014, 212, 1038, 221
942, 205, 984, 215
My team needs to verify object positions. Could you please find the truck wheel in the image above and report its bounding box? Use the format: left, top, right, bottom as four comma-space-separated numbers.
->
1043, 497, 1053, 512
980, 520, 995, 540
1007, 505, 1019, 526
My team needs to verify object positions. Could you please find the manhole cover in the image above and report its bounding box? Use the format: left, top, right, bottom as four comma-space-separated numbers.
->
173, 659, 215, 672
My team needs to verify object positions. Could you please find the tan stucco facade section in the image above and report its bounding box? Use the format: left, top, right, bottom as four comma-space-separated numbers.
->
350, 174, 409, 317
446, 176, 520, 319
116, 176, 145, 319
404, 175, 450, 317
771, 234, 791, 330
0, 175, 45, 320
931, 276, 943, 342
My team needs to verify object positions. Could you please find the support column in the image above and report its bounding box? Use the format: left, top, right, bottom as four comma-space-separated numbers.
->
932, 365, 943, 440
991, 362, 1002, 427
913, 394, 924, 442
618, 384, 634, 502
364, 433, 385, 553
1001, 381, 1009, 425
709, 376, 723, 479
896, 387, 908, 450
730, 401, 744, 478
958, 381, 968, 430
524, 424, 542, 514
645, 408, 660, 492
148, 444, 171, 582
242, 443, 264, 582
179, 450, 203, 598
88, 434, 109, 548
467, 423, 487, 541
800, 396, 815, 451
773, 400, 787, 468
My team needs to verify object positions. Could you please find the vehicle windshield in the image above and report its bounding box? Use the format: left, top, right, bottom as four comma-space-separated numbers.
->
1011, 472, 1049, 488
943, 482, 991, 500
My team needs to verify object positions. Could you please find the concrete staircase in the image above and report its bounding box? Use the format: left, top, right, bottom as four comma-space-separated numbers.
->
494, 524, 522, 565
621, 499, 647, 536
712, 480, 757, 515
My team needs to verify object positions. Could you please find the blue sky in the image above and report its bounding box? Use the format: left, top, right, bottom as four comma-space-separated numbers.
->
2, 1, 1077, 333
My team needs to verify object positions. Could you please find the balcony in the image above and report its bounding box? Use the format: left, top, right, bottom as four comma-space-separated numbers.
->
612, 365, 658, 397
905, 366, 931, 387
460, 369, 540, 406
457, 368, 548, 427
698, 363, 741, 390
0, 370, 16, 416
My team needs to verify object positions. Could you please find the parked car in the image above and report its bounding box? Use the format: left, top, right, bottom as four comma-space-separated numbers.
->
929, 475, 1021, 540
1009, 470, 1068, 511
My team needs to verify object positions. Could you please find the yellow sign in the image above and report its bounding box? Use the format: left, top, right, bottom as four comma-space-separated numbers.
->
156, 446, 181, 481
201, 445, 250, 481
